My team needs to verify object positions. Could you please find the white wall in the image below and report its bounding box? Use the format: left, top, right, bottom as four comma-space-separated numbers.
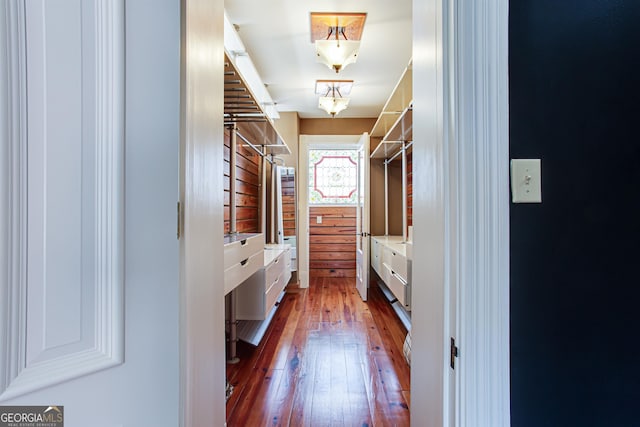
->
274, 112, 299, 169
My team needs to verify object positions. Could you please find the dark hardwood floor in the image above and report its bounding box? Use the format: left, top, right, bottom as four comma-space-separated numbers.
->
226, 276, 411, 426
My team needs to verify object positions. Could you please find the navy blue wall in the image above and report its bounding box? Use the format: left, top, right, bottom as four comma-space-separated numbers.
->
509, 1, 640, 426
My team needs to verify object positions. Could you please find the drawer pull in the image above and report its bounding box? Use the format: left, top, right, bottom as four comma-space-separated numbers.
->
240, 258, 249, 266
240, 239, 247, 246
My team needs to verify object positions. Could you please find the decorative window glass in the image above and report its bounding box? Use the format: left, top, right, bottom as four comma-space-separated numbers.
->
309, 149, 358, 205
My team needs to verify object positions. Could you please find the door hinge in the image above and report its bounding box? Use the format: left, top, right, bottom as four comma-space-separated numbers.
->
177, 201, 182, 239
450, 337, 459, 369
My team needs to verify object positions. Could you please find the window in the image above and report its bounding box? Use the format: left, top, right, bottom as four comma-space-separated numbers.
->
308, 149, 358, 205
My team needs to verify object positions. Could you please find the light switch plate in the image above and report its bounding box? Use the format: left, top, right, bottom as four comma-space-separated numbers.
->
316, 216, 322, 224
511, 159, 542, 203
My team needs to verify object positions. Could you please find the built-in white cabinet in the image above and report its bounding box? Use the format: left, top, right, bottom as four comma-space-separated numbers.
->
235, 244, 291, 320
371, 236, 411, 310
224, 233, 264, 295
283, 236, 297, 271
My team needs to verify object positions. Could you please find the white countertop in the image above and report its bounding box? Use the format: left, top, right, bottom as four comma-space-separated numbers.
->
224, 232, 262, 245
372, 235, 410, 258
263, 247, 284, 267
264, 243, 291, 251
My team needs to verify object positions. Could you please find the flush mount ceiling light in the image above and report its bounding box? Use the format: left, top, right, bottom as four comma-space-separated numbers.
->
316, 80, 353, 117
315, 79, 353, 96
310, 12, 367, 73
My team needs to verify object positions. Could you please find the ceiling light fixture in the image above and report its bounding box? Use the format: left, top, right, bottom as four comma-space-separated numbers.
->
310, 12, 366, 73
316, 80, 353, 117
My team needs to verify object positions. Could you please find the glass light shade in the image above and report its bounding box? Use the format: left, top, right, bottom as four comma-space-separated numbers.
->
318, 96, 350, 117
315, 40, 360, 73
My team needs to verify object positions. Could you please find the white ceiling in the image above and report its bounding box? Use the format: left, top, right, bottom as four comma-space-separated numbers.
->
224, 0, 413, 119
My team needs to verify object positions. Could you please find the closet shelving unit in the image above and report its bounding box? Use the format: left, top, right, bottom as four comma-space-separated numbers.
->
224, 53, 292, 361
369, 61, 413, 330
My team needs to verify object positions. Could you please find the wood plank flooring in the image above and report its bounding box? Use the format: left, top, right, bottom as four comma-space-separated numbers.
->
226, 277, 411, 426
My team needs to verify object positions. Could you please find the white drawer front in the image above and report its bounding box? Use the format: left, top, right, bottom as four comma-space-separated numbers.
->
372, 257, 380, 276
283, 263, 292, 286
264, 273, 284, 317
371, 246, 381, 275
382, 246, 393, 266
388, 271, 409, 307
224, 250, 263, 295
224, 234, 263, 270
382, 262, 392, 287
282, 250, 292, 285
390, 250, 408, 282
284, 249, 291, 268
265, 252, 284, 289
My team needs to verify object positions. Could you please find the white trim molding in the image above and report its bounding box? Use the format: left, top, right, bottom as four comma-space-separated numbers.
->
0, 0, 125, 401
412, 0, 509, 425
298, 134, 362, 289
455, 0, 510, 426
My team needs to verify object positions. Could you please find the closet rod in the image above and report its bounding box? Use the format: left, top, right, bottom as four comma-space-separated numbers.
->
224, 118, 268, 123
384, 140, 414, 164
235, 131, 275, 164
385, 146, 403, 164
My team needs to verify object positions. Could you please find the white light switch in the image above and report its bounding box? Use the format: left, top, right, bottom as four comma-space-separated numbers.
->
316, 216, 322, 224
511, 159, 542, 203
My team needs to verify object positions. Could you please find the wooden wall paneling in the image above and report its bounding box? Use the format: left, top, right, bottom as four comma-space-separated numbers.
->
308, 226, 356, 235
310, 243, 355, 252
308, 206, 356, 278
310, 235, 357, 244
281, 173, 296, 237
310, 206, 356, 218
224, 128, 261, 234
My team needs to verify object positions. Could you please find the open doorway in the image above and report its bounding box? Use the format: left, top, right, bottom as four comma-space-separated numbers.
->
225, 134, 410, 425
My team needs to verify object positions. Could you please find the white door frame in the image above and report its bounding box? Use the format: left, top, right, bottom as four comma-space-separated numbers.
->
455, 1, 511, 425
411, 0, 510, 426
179, 0, 226, 425
355, 133, 370, 301
298, 135, 362, 289
176, 0, 510, 424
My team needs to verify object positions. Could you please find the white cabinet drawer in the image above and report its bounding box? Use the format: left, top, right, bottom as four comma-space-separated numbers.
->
283, 250, 292, 284
236, 247, 291, 321
265, 252, 284, 288
371, 239, 381, 275
265, 273, 284, 317
224, 233, 263, 270
284, 249, 292, 269
390, 250, 408, 282
388, 271, 409, 308
382, 262, 392, 287
371, 254, 381, 276
224, 250, 263, 295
